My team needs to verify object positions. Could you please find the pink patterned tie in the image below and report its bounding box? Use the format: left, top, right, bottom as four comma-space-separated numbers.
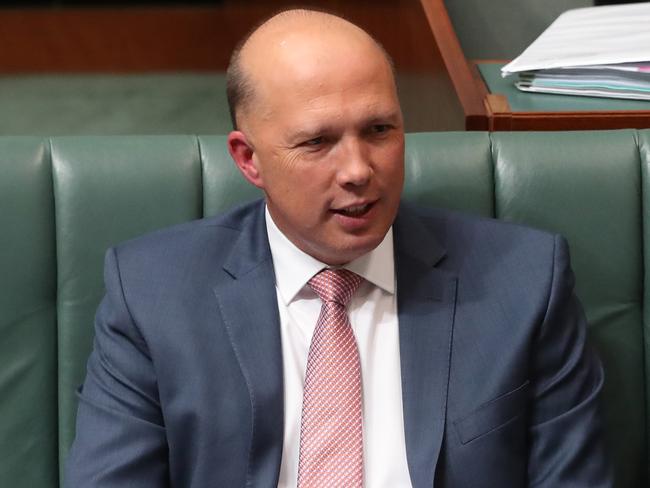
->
298, 268, 364, 488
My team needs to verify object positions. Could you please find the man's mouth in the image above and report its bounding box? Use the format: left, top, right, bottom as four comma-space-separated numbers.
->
333, 202, 373, 217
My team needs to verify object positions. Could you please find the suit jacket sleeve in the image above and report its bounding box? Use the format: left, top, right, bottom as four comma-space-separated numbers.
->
64, 247, 170, 487
527, 235, 612, 486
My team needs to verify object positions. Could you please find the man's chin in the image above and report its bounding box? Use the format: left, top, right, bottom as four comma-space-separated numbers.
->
317, 234, 385, 265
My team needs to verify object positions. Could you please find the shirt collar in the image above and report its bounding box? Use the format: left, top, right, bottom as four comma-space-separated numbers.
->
265, 206, 395, 305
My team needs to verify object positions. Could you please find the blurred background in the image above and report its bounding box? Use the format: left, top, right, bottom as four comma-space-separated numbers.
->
0, 0, 642, 135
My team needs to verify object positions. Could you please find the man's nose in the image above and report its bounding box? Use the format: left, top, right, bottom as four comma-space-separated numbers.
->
336, 138, 372, 187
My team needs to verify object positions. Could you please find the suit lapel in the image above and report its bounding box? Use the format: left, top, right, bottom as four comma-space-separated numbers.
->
210, 203, 457, 487
394, 207, 457, 488
212, 204, 284, 488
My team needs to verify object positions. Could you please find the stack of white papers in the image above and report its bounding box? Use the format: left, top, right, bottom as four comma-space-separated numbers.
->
501, 3, 650, 101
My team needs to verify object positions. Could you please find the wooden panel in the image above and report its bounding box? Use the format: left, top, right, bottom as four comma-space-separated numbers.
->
0, 7, 245, 72
484, 94, 512, 131
508, 112, 650, 131
0, 2, 455, 72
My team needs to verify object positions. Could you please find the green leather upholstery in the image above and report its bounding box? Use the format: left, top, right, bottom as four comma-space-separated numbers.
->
639, 130, 650, 478
50, 136, 204, 482
0, 74, 233, 136
0, 131, 647, 487
493, 131, 645, 487
199, 136, 261, 216
0, 138, 57, 488
403, 132, 493, 216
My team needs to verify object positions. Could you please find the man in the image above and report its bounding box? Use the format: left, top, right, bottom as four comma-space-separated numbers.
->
66, 9, 612, 488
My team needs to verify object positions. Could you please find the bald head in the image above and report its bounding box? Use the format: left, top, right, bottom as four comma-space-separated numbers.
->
226, 9, 395, 131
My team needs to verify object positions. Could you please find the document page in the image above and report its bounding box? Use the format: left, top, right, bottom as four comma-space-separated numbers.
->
502, 3, 650, 75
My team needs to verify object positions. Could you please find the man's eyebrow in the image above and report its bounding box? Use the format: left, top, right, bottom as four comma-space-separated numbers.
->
362, 110, 402, 126
287, 126, 333, 144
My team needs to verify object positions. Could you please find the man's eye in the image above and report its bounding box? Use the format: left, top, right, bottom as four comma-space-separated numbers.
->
371, 124, 391, 134
304, 136, 324, 146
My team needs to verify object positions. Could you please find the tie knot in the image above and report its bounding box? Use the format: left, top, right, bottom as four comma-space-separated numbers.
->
308, 268, 363, 306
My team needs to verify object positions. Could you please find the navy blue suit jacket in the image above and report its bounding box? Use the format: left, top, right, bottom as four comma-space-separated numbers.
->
65, 200, 612, 487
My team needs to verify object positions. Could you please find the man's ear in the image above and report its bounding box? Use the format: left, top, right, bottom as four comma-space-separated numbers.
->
227, 130, 264, 189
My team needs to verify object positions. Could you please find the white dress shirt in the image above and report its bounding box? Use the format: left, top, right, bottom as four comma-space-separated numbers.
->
265, 207, 413, 488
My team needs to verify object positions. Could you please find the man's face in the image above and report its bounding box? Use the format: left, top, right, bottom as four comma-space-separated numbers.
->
234, 33, 404, 265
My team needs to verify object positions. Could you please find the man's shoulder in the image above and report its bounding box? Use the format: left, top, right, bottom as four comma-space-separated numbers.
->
119, 199, 262, 246
110, 199, 265, 271
397, 202, 561, 271
399, 202, 556, 243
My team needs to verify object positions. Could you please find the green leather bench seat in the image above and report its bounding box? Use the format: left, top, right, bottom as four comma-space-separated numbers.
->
1, 138, 57, 487
0, 131, 648, 487
51, 136, 204, 469
0, 75, 233, 136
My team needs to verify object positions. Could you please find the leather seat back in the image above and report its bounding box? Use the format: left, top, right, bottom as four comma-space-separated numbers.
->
1, 131, 647, 487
